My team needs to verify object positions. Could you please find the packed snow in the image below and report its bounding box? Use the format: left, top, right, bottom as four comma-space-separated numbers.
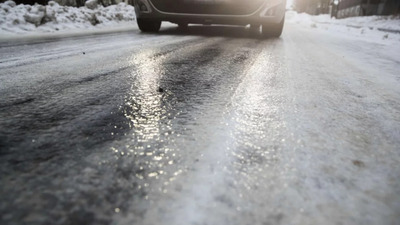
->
286, 11, 400, 42
287, 11, 400, 31
0, 0, 135, 35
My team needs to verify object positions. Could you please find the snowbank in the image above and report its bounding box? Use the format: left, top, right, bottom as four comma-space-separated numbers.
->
0, 0, 136, 34
286, 11, 400, 42
286, 11, 400, 32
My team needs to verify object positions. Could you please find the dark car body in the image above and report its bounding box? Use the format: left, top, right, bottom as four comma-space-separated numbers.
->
134, 0, 286, 37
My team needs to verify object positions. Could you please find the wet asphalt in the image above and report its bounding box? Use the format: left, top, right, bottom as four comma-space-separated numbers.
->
0, 23, 399, 225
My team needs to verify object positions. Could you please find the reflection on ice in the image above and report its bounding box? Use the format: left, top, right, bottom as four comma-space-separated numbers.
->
124, 50, 166, 135
103, 49, 188, 203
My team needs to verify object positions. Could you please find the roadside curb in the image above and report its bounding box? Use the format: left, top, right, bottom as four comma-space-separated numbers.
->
0, 22, 137, 44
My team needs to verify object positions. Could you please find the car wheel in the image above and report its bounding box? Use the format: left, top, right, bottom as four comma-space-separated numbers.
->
137, 18, 161, 33
262, 16, 284, 38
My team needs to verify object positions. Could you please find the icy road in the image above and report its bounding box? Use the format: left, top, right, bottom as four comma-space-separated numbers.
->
0, 22, 400, 225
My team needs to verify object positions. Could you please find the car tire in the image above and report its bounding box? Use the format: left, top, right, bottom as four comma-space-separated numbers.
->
262, 16, 284, 38
137, 18, 161, 32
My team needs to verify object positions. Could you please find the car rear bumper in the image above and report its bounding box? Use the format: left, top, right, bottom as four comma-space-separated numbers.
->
134, 0, 286, 25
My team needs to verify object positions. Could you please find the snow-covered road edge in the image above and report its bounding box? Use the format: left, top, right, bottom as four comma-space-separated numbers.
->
286, 11, 400, 43
0, 0, 136, 39
0, 22, 136, 42
286, 11, 400, 32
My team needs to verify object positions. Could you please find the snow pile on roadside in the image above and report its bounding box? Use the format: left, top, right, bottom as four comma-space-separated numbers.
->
0, 0, 136, 34
286, 11, 400, 31
286, 10, 400, 42
286, 11, 314, 26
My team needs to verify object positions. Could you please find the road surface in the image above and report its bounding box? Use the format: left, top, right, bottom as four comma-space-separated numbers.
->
0, 22, 399, 225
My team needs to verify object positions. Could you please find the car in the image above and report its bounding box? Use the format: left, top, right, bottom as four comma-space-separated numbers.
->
133, 0, 287, 37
